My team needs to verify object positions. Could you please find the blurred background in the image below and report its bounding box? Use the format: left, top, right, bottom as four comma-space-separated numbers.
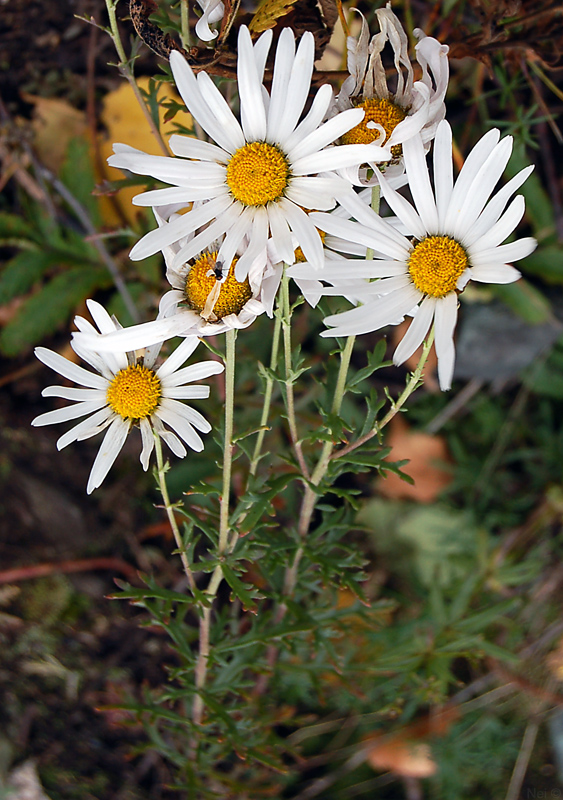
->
2, 0, 563, 797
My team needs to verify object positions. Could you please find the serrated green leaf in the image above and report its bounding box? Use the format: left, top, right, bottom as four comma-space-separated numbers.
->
221, 564, 258, 611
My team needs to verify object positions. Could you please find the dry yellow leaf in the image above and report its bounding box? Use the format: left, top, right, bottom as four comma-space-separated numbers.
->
97, 77, 193, 226
249, 0, 296, 34
22, 94, 88, 173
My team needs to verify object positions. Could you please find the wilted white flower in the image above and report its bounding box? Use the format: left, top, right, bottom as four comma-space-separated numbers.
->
194, 0, 224, 41
32, 300, 224, 493
335, 4, 449, 174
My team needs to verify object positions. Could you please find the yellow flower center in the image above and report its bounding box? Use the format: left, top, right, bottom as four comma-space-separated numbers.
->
185, 251, 252, 320
226, 142, 290, 206
342, 98, 407, 159
408, 235, 468, 298
106, 364, 162, 420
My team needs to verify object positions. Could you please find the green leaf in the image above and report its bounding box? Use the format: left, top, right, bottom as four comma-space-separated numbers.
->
492, 279, 552, 324
0, 265, 109, 355
521, 246, 563, 284
221, 564, 258, 611
59, 137, 101, 226
0, 249, 61, 304
0, 212, 35, 244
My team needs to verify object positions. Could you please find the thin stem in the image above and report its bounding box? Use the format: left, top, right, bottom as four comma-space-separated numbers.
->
219, 328, 236, 555
249, 311, 282, 476
334, 327, 435, 460
154, 434, 196, 593
105, 0, 169, 157
192, 329, 236, 726
284, 334, 355, 598
180, 0, 191, 49
281, 269, 310, 479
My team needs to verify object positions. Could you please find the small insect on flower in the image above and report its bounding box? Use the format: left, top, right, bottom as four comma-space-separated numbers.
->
213, 259, 225, 280
31, 300, 224, 494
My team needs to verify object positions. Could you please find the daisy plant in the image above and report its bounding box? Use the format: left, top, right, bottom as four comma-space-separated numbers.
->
28, 0, 543, 791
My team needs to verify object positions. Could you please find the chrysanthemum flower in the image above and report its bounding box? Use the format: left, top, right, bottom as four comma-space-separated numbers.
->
32, 300, 224, 494
108, 25, 391, 281
299, 122, 537, 390
194, 0, 224, 41
335, 4, 449, 173
72, 206, 277, 354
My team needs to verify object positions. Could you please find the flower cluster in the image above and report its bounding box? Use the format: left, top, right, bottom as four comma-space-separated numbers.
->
35, 5, 537, 490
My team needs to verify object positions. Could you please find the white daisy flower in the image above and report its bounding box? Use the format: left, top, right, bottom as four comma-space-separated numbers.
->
194, 0, 224, 41
302, 121, 537, 390
107, 25, 391, 282
72, 206, 277, 354
31, 300, 224, 494
335, 4, 449, 173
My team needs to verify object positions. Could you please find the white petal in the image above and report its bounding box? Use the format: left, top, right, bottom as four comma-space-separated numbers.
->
139, 417, 155, 471
42, 386, 107, 402
444, 128, 501, 232
461, 166, 534, 248
453, 136, 513, 240
74, 312, 200, 353
323, 285, 422, 336
434, 293, 458, 391
268, 201, 294, 264
469, 238, 537, 267
283, 84, 334, 154
163, 360, 224, 386
285, 177, 348, 211
164, 386, 211, 399
288, 108, 365, 161
433, 120, 453, 228
170, 50, 245, 153
377, 171, 427, 240
292, 143, 391, 175
310, 211, 410, 262
267, 27, 296, 141
403, 134, 439, 232
238, 26, 267, 141
133, 183, 224, 206
130, 194, 232, 260
234, 208, 268, 280
34, 347, 107, 390
87, 417, 130, 493
281, 200, 324, 270
55, 407, 115, 449
160, 397, 211, 432
155, 405, 204, 451
157, 335, 201, 378
32, 399, 107, 428
470, 264, 521, 284
275, 31, 315, 144
172, 202, 243, 268
168, 135, 230, 163
393, 295, 436, 365
467, 195, 525, 252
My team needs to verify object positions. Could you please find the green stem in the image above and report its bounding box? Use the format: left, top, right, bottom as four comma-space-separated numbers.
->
180, 0, 191, 49
283, 334, 355, 597
104, 0, 169, 157
154, 434, 196, 593
334, 326, 435, 460
219, 328, 236, 555
281, 269, 309, 479
192, 329, 236, 726
249, 311, 282, 477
